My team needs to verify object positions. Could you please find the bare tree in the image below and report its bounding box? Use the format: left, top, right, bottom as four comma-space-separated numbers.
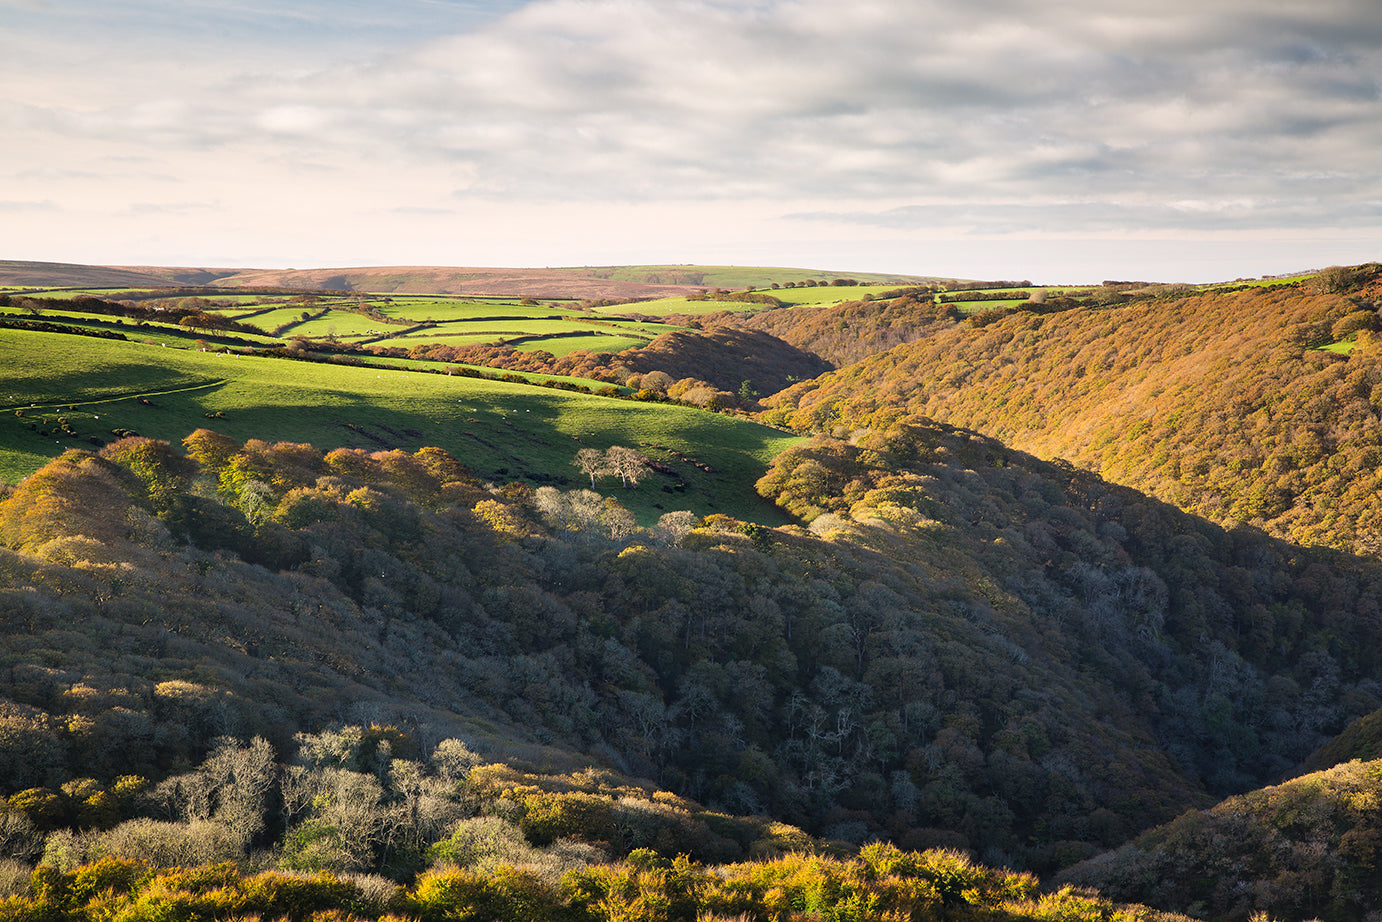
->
604, 446, 648, 489
653, 510, 699, 546
573, 448, 607, 488
598, 497, 638, 540
535, 487, 606, 535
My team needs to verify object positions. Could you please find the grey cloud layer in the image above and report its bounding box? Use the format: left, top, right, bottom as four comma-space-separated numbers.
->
10, 0, 1382, 236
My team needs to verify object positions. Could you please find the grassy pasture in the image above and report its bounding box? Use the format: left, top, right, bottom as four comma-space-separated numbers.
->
218, 306, 285, 317
950, 299, 1029, 314
389, 329, 652, 356
767, 284, 919, 305
366, 356, 622, 392
385, 332, 505, 348
1210, 274, 1314, 289
1, 307, 137, 327
243, 307, 325, 327
417, 318, 601, 337
383, 333, 521, 351
0, 329, 801, 523
591, 320, 679, 337
510, 333, 650, 355
0, 309, 281, 348
284, 313, 385, 338
597, 298, 760, 317
610, 285, 917, 317
369, 300, 571, 321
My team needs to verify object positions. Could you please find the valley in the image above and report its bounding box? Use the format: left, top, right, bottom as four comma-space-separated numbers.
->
0, 260, 1380, 922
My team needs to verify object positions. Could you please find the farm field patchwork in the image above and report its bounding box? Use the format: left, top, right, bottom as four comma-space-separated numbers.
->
3, 291, 695, 374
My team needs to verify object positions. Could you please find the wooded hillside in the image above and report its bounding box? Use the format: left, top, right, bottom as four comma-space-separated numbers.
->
4, 412, 1382, 884
763, 273, 1382, 557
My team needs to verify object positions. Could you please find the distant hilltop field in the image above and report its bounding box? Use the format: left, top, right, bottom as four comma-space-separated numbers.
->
0, 259, 935, 299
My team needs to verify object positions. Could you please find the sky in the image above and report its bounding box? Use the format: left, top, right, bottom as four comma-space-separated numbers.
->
2, 0, 1380, 283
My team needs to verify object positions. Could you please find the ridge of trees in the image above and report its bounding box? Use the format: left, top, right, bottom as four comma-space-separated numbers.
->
0, 294, 268, 336
725, 289, 960, 368
388, 326, 830, 405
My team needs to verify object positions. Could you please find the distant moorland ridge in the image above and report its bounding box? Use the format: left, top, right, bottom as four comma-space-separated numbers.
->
0, 260, 933, 299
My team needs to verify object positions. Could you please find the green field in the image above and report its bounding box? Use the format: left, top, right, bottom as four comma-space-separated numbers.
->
950, 299, 1030, 314
0, 309, 282, 349
364, 356, 624, 392
0, 329, 801, 523
1210, 274, 1314, 289
283, 313, 386, 338
769, 284, 919, 305
601, 320, 677, 336
509, 333, 650, 355
390, 329, 651, 355
369, 300, 571, 321
422, 318, 605, 337
598, 298, 764, 317
607, 284, 915, 317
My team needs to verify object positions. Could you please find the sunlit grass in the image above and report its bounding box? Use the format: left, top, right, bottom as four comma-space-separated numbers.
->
0, 329, 801, 522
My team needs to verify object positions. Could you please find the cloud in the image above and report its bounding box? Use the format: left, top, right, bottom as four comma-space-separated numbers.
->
121, 201, 217, 217
0, 200, 58, 213
211, 0, 1382, 213
4, 0, 1381, 275
789, 198, 1382, 236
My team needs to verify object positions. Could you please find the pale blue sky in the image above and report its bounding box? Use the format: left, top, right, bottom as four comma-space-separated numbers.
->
2, 1, 526, 45
3, 0, 1379, 282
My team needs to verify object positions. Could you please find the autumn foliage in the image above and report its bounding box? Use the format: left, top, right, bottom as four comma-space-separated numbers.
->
764, 282, 1382, 556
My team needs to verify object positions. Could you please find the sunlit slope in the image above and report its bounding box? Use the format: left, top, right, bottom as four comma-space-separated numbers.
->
0, 330, 801, 522
1063, 757, 1382, 922
765, 280, 1382, 554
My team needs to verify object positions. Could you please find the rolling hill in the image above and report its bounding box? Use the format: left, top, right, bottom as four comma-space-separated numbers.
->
0, 260, 937, 300
763, 267, 1382, 557
0, 328, 799, 524
2, 260, 1382, 921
